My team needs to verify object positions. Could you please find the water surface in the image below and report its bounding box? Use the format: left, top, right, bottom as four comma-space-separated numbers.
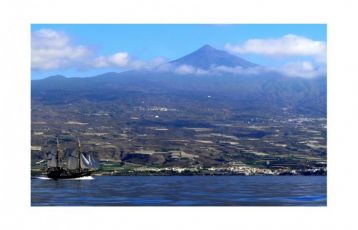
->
31, 176, 326, 206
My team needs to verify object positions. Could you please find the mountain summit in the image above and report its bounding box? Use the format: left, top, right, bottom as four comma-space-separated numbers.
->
170, 44, 257, 69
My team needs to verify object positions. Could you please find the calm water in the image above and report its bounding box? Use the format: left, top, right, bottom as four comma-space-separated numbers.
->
31, 176, 326, 206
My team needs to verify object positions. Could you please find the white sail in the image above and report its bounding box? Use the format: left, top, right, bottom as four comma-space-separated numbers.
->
47, 149, 57, 167
47, 155, 57, 167
80, 153, 92, 168
68, 156, 78, 170
68, 149, 79, 170
88, 155, 93, 166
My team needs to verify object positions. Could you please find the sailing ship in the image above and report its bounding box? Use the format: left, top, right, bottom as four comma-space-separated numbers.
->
47, 137, 95, 179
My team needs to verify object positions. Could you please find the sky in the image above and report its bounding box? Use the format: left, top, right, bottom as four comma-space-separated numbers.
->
31, 24, 326, 79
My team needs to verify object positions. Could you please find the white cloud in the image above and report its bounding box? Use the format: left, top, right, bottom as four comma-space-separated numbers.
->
225, 34, 326, 61
208, 65, 274, 76
154, 62, 325, 78
155, 64, 264, 76
149, 57, 168, 67
93, 54, 166, 70
109, 52, 129, 67
210, 65, 270, 75
211, 63, 325, 78
32, 29, 166, 71
280, 61, 326, 78
155, 63, 174, 72
165, 64, 210, 76
128, 57, 167, 70
32, 29, 326, 79
93, 52, 129, 68
92, 56, 109, 68
224, 34, 327, 77
174, 65, 196, 75
32, 29, 92, 70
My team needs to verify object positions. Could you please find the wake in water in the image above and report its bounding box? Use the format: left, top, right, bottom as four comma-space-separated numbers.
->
34, 176, 94, 180
72, 176, 94, 180
35, 176, 51, 180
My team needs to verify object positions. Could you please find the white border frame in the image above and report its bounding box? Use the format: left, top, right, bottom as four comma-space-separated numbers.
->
1, 0, 358, 229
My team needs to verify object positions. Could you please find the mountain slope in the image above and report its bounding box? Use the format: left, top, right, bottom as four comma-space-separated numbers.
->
31, 45, 326, 116
170, 44, 257, 69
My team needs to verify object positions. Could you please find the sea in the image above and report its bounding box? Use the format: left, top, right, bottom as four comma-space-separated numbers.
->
31, 176, 326, 206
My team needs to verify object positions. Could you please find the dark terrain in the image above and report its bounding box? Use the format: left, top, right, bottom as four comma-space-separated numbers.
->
31, 45, 326, 175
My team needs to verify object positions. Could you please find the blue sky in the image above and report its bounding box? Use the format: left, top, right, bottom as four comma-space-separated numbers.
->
31, 24, 326, 79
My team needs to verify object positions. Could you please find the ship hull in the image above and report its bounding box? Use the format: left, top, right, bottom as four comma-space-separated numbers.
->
47, 167, 92, 179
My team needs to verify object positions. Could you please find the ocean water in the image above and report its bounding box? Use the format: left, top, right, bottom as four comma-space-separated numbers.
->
31, 176, 326, 206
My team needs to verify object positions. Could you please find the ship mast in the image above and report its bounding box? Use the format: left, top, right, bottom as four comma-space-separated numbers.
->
77, 137, 82, 172
56, 137, 60, 168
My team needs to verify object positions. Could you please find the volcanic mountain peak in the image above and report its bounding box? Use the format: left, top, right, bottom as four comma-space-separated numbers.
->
170, 44, 257, 69
197, 44, 217, 52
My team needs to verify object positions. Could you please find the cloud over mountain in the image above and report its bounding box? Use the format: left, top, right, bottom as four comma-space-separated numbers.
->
155, 63, 325, 78
280, 61, 326, 78
31, 29, 326, 78
93, 54, 166, 70
93, 52, 130, 68
225, 34, 326, 62
154, 45, 325, 78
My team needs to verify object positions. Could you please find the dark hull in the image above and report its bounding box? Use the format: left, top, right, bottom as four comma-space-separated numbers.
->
47, 168, 92, 179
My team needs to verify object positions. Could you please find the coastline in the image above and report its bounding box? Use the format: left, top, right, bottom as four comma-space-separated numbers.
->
31, 167, 327, 177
